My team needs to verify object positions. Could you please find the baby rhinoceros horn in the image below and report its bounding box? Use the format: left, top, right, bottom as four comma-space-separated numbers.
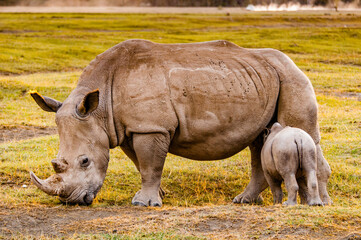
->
51, 158, 68, 173
30, 172, 64, 196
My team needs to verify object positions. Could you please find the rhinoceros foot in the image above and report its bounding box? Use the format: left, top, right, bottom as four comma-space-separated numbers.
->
320, 191, 333, 205
308, 198, 324, 207
233, 193, 263, 204
323, 198, 333, 206
282, 200, 297, 206
132, 190, 162, 207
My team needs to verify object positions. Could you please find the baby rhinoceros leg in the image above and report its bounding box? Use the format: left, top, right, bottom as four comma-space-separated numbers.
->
264, 171, 283, 204
282, 173, 299, 206
297, 177, 309, 205
274, 148, 299, 206
302, 146, 324, 206
305, 170, 323, 206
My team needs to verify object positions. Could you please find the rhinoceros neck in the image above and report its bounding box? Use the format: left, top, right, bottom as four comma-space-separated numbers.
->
102, 80, 119, 149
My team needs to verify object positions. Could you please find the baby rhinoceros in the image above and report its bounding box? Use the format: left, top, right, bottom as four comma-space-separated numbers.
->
261, 123, 323, 206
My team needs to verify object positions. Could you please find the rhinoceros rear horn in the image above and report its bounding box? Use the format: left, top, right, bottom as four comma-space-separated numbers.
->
30, 172, 63, 196
76, 89, 99, 117
51, 158, 68, 173
29, 90, 62, 112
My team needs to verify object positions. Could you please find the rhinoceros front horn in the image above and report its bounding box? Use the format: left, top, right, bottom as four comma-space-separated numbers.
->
30, 172, 63, 196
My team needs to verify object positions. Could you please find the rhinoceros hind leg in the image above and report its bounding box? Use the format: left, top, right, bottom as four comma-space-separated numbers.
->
233, 135, 268, 204
264, 172, 283, 204
131, 132, 170, 207
305, 169, 324, 206
297, 177, 309, 205
315, 144, 332, 205
282, 174, 298, 206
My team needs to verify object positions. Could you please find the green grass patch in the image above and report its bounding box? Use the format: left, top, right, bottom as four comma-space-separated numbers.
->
0, 72, 79, 126
1, 12, 360, 128
0, 13, 360, 75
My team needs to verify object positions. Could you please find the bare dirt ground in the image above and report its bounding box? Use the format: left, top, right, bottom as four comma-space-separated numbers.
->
1, 204, 360, 239
316, 90, 361, 101
0, 125, 57, 143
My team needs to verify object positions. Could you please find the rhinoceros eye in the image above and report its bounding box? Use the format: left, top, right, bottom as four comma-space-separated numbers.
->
79, 156, 90, 168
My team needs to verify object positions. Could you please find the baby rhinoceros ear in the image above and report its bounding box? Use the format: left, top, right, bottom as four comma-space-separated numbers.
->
30, 90, 63, 113
76, 89, 99, 117
270, 122, 284, 133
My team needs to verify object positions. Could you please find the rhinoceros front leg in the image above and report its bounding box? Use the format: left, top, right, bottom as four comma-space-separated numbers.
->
120, 142, 165, 200
233, 135, 268, 204
131, 132, 170, 207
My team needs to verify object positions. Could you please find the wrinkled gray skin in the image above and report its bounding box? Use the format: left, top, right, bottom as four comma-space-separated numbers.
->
30, 40, 331, 206
261, 123, 325, 206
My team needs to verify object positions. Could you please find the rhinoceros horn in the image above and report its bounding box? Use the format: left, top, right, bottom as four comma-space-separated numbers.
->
30, 172, 63, 196
51, 158, 68, 173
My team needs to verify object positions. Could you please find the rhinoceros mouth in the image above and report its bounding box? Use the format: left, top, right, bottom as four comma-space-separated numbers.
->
59, 187, 88, 205
59, 186, 99, 205
83, 193, 95, 205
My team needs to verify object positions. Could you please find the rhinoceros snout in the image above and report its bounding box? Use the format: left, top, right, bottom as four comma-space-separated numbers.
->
83, 193, 94, 205
59, 190, 96, 206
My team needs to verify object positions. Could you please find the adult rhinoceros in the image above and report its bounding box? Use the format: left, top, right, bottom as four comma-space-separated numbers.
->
30, 39, 331, 206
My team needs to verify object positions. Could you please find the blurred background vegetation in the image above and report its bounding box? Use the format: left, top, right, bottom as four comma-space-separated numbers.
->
1, 0, 360, 8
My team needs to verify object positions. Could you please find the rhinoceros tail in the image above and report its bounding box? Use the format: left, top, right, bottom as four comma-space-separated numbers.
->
294, 138, 303, 170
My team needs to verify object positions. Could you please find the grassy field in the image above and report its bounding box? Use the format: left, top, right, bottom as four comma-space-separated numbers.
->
0, 12, 360, 239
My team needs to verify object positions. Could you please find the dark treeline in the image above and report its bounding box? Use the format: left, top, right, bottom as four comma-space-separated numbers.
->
0, 0, 360, 7
149, 0, 241, 6
148, 0, 361, 6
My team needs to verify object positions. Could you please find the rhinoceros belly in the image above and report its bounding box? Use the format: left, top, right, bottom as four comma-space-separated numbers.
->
168, 52, 279, 160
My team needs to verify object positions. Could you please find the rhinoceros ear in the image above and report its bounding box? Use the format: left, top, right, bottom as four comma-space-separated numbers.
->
76, 89, 99, 117
271, 122, 283, 133
30, 90, 62, 112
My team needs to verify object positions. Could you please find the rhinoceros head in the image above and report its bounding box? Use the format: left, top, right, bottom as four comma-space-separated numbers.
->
29, 89, 110, 205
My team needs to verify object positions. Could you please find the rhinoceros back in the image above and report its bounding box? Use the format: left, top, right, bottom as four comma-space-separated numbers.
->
167, 41, 280, 159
